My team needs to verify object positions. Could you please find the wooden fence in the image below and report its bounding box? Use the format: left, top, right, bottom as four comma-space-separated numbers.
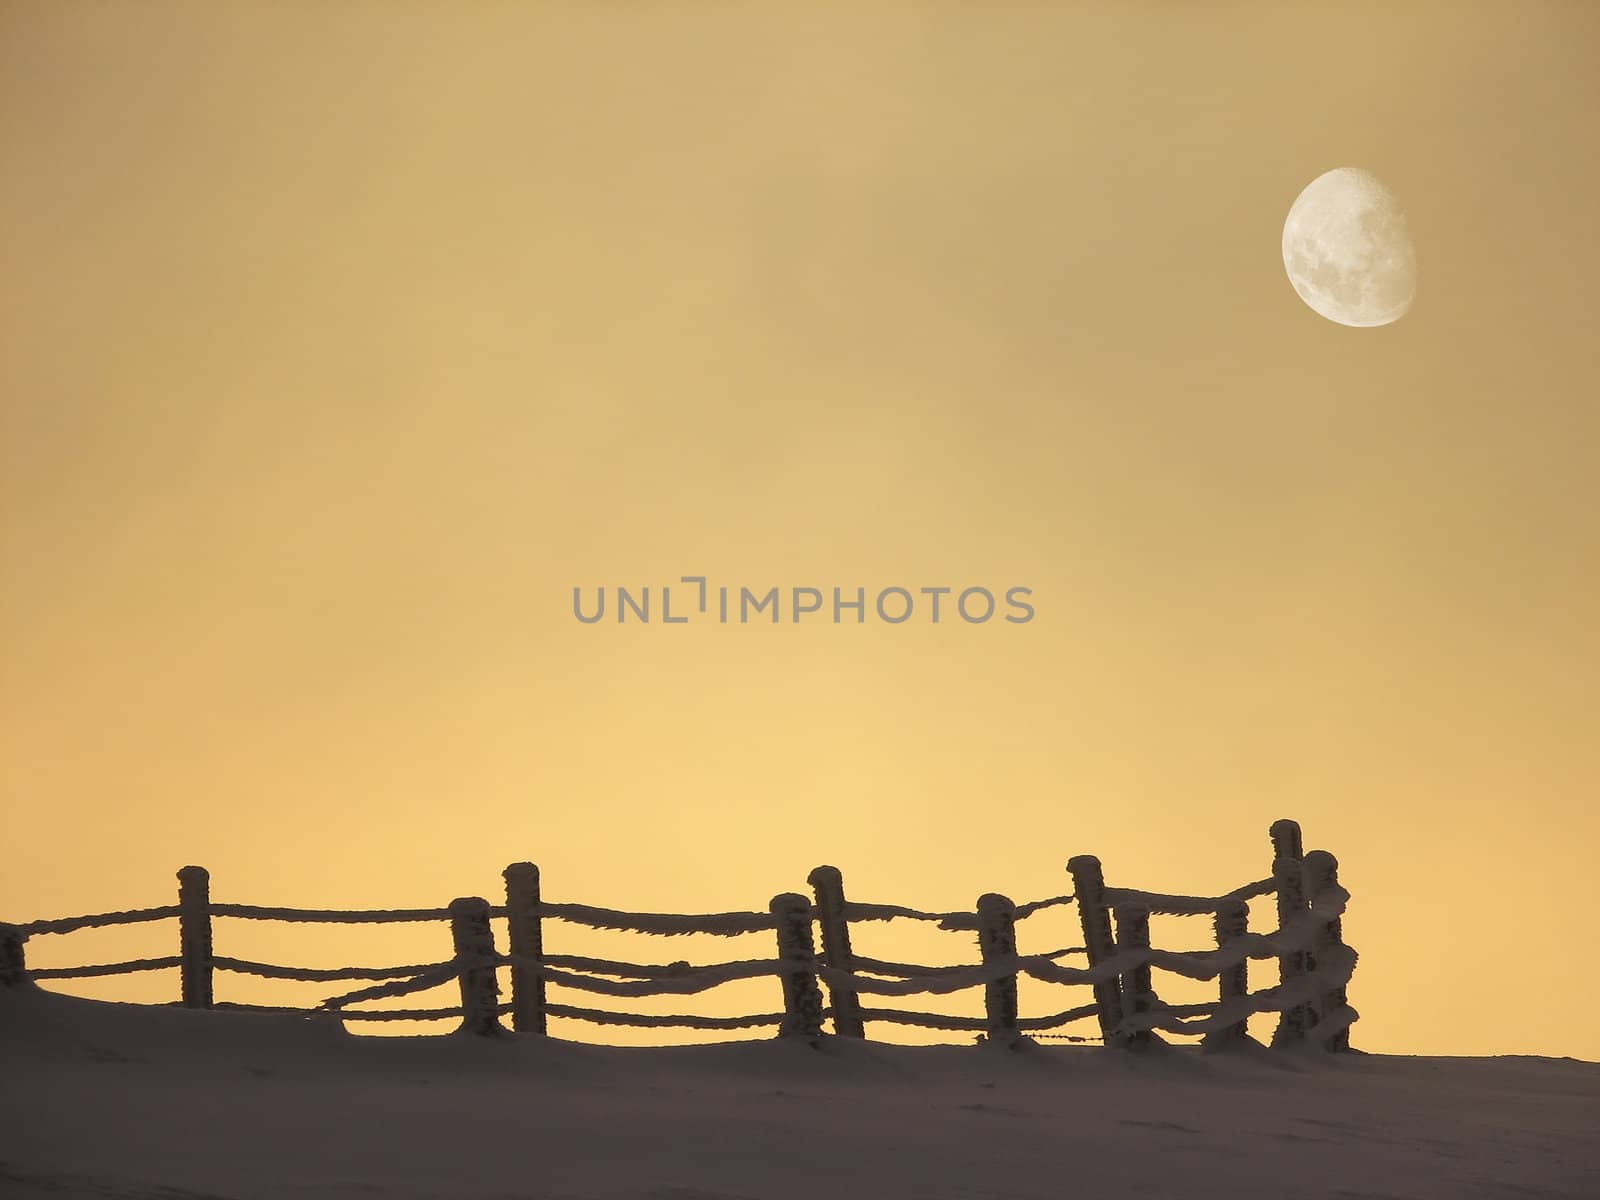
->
0, 818, 1358, 1051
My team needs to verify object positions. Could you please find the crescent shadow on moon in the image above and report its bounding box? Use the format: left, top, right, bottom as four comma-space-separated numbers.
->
1282, 167, 1416, 328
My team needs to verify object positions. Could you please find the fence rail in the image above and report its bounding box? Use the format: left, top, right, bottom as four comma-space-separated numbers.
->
0, 819, 1359, 1052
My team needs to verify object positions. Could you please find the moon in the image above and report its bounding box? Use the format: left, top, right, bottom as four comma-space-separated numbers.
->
1282, 167, 1417, 327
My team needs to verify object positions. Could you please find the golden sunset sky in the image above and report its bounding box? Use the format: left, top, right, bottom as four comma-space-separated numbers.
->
4, 3, 1597, 1059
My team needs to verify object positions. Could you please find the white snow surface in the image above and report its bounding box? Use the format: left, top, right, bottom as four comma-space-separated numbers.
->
3, 987, 1597, 1200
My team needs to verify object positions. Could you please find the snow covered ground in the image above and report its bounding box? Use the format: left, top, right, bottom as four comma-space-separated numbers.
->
3, 986, 1596, 1200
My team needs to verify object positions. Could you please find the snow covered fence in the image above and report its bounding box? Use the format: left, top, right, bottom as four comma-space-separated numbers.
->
0, 873, 799, 1037
792, 819, 1355, 1051
0, 923, 26, 987
178, 866, 212, 1009
1, 819, 1358, 1050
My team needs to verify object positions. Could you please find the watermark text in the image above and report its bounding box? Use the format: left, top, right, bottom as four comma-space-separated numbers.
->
572, 578, 1035, 625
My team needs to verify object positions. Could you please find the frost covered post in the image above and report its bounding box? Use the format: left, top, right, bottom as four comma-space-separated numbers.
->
177, 865, 213, 1009
1066, 855, 1127, 1047
0, 924, 26, 988
502, 862, 546, 1034
1202, 900, 1250, 1051
769, 892, 824, 1039
975, 893, 1020, 1044
449, 897, 504, 1037
807, 865, 864, 1038
1268, 819, 1311, 1047
1301, 849, 1355, 1052
1112, 903, 1154, 1049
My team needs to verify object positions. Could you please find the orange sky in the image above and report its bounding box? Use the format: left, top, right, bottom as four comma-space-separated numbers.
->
3, 2, 1597, 1059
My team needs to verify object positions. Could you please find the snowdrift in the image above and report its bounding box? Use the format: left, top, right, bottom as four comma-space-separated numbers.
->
3, 986, 1596, 1199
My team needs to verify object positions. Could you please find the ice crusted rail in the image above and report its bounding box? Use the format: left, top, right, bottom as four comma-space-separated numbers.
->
1, 818, 1358, 1052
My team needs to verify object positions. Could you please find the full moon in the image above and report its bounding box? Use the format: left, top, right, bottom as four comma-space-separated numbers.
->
1282, 167, 1417, 327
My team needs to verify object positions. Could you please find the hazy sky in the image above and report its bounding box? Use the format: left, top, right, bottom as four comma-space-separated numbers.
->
3, 3, 1597, 1058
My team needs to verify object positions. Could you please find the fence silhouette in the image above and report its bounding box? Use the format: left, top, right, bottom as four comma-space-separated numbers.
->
0, 818, 1357, 1051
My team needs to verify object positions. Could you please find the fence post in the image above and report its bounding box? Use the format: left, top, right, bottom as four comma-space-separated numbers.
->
1202, 900, 1251, 1051
1301, 849, 1354, 1052
1066, 855, 1127, 1047
502, 862, 546, 1035
1268, 819, 1310, 1047
0, 924, 26, 988
449, 897, 504, 1037
976, 893, 1021, 1045
769, 892, 824, 1040
807, 865, 864, 1039
1112, 904, 1154, 1049
177, 865, 213, 1010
